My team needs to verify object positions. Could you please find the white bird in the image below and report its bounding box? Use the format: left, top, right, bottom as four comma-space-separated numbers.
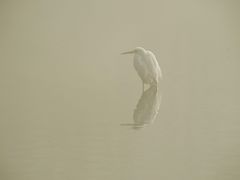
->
121, 47, 162, 92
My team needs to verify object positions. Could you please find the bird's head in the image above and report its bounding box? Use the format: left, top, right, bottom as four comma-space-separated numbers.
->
121, 47, 146, 55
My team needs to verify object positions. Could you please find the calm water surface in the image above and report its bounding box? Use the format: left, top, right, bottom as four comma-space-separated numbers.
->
0, 1, 240, 180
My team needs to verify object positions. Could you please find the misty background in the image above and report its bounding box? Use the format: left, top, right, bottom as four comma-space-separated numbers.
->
0, 0, 240, 180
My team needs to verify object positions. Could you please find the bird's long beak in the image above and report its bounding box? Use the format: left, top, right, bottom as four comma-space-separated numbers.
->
121, 50, 135, 55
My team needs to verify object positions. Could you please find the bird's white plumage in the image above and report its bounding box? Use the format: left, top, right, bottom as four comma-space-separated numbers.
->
146, 51, 162, 80
122, 47, 162, 89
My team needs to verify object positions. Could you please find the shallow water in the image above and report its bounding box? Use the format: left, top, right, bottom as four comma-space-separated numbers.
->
0, 0, 240, 180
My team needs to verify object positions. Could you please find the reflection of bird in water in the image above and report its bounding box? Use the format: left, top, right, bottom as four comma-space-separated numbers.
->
121, 85, 162, 129
133, 85, 161, 129
121, 47, 162, 92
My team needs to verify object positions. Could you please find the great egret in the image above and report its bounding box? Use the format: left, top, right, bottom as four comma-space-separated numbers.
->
121, 47, 162, 92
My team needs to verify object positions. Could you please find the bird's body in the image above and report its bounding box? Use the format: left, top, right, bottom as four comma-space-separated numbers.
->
122, 47, 162, 92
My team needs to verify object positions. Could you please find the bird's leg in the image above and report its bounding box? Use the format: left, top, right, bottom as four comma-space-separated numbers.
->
142, 82, 144, 93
